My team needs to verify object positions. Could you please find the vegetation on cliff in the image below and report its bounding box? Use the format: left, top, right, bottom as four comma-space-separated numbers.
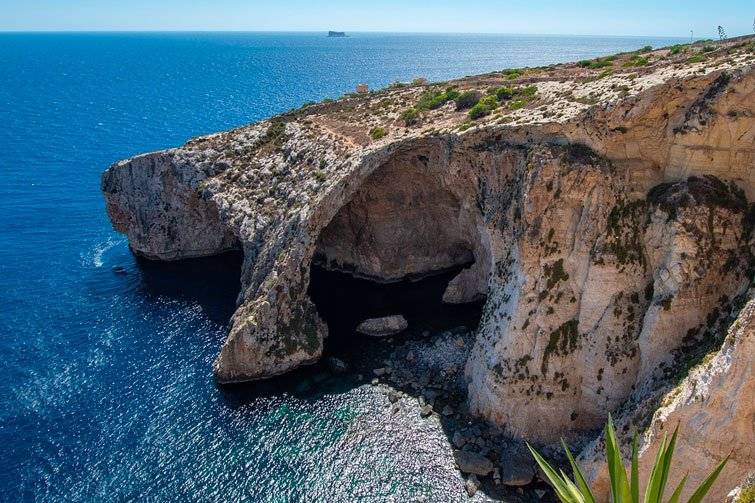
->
529, 417, 729, 503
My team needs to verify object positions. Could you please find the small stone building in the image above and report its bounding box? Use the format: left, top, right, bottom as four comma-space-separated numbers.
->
356, 83, 369, 94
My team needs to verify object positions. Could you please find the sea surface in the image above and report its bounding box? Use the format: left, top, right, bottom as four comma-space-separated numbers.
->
0, 32, 686, 502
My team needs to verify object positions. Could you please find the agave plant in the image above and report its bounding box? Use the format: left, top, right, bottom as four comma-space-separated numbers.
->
527, 415, 729, 503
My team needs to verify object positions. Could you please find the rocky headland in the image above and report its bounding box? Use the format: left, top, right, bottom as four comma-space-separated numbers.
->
103, 37, 755, 500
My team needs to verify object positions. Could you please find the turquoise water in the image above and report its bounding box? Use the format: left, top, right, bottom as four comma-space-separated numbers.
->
0, 32, 686, 502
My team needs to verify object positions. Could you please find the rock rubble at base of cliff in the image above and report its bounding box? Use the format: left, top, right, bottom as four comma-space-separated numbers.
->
102, 36, 755, 500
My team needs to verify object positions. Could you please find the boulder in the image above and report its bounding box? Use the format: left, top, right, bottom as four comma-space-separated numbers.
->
465, 475, 480, 497
356, 315, 408, 337
442, 266, 487, 304
454, 450, 494, 476
500, 462, 535, 487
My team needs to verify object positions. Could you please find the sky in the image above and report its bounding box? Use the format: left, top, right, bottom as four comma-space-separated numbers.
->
0, 0, 753, 38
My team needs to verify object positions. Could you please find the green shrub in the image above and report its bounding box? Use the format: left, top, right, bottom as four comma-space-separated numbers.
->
468, 95, 498, 119
416, 87, 460, 111
455, 90, 482, 110
495, 86, 515, 100
518, 85, 538, 97
623, 55, 649, 67
639, 45, 653, 53
688, 54, 706, 63
369, 127, 387, 140
468, 103, 489, 120
458, 120, 473, 131
528, 415, 729, 503
479, 95, 498, 108
591, 59, 614, 69
735, 485, 755, 503
264, 121, 288, 147
598, 69, 613, 79
400, 108, 420, 126
494, 84, 538, 102
702, 45, 715, 53
669, 44, 687, 55
503, 68, 524, 80
579, 57, 614, 69
509, 99, 526, 110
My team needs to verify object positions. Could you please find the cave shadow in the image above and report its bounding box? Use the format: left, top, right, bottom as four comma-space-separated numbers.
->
217, 264, 483, 401
134, 251, 243, 325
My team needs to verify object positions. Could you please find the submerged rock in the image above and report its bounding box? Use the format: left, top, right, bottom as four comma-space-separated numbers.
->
326, 356, 348, 374
356, 315, 408, 337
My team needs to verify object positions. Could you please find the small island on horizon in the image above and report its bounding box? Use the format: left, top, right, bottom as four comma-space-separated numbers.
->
328, 31, 347, 37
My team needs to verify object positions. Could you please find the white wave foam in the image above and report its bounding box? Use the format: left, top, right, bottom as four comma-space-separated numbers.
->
81, 236, 124, 268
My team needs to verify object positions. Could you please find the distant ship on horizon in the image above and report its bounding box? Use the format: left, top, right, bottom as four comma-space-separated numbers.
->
328, 31, 347, 37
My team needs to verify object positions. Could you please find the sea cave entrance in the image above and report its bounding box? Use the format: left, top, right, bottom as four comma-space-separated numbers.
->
307, 146, 490, 357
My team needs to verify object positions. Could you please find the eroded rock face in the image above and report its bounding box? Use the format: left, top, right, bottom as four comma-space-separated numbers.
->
103, 37, 754, 489
101, 150, 239, 260
314, 149, 480, 282
580, 297, 755, 502
465, 163, 753, 442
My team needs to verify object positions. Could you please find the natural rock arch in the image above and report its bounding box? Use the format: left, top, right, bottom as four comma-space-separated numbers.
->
311, 143, 491, 301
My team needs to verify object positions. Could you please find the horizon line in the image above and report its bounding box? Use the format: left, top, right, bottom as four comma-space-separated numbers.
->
0, 29, 713, 39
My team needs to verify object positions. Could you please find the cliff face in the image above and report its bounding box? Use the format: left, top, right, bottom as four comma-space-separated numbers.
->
103, 37, 755, 495
580, 297, 754, 502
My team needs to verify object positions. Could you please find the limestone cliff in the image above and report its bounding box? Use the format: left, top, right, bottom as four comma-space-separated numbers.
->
580, 296, 754, 502
103, 37, 755, 494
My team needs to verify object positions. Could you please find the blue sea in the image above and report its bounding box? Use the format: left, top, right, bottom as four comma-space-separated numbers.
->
0, 32, 686, 502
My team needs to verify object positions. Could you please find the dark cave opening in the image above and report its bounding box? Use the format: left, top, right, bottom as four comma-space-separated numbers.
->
307, 262, 485, 359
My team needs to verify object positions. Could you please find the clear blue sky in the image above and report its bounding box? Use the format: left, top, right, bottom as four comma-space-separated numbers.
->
1, 0, 753, 38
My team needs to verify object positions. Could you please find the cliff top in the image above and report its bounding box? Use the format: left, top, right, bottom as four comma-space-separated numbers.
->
143, 35, 755, 230
186, 36, 755, 151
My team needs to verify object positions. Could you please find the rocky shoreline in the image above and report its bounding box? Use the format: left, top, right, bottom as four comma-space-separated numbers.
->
276, 323, 561, 501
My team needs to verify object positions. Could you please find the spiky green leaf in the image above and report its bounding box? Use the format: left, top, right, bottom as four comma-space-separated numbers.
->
685, 455, 729, 503
644, 435, 668, 503
606, 415, 631, 502
562, 438, 596, 503
631, 431, 640, 503
527, 443, 575, 502
658, 426, 680, 501
666, 475, 687, 503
